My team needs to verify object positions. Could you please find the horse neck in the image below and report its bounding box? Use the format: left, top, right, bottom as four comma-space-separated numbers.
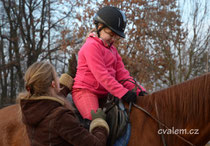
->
133, 73, 210, 145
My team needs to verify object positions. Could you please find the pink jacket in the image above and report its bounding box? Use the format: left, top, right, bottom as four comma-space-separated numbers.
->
73, 33, 145, 98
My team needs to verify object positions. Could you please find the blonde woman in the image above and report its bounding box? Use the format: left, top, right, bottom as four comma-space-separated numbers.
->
18, 61, 109, 146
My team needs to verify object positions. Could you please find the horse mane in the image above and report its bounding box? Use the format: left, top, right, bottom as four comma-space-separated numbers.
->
139, 72, 210, 128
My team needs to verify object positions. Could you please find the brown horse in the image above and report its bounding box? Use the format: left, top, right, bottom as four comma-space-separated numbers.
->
0, 72, 209, 146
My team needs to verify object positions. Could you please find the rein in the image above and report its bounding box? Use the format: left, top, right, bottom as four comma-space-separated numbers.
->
119, 78, 195, 146
133, 103, 195, 146
155, 101, 167, 146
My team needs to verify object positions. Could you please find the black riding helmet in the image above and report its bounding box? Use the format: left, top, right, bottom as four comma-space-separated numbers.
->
94, 6, 127, 38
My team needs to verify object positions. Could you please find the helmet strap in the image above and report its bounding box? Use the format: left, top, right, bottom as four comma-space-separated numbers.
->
95, 23, 106, 38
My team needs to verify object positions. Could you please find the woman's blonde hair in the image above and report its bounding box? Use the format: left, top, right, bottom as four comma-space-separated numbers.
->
17, 61, 58, 100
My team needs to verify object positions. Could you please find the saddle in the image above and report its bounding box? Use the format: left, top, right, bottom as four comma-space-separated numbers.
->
103, 96, 129, 146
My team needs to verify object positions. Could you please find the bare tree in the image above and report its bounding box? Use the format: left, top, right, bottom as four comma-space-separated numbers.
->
0, 0, 79, 106
0, 0, 209, 106
180, 0, 210, 80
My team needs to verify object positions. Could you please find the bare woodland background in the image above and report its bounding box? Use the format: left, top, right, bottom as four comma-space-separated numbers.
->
0, 0, 209, 107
